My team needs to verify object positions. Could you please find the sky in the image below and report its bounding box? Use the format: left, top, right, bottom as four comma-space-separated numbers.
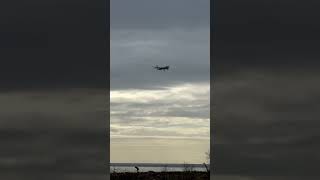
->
0, 0, 108, 179
1, 0, 320, 179
213, 0, 320, 179
110, 0, 210, 164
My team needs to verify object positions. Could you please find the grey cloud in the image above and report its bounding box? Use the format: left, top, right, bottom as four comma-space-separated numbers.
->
111, 0, 209, 30
0, 130, 107, 176
212, 70, 320, 176
0, 89, 107, 129
111, 98, 209, 120
0, 89, 107, 178
111, 28, 209, 90
110, 88, 209, 138
214, 0, 320, 73
213, 1, 320, 176
0, 0, 107, 90
214, 144, 320, 176
110, 84, 209, 132
0, 0, 109, 179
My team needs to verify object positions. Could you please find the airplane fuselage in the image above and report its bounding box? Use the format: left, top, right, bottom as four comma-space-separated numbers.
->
154, 66, 169, 71
157, 67, 169, 70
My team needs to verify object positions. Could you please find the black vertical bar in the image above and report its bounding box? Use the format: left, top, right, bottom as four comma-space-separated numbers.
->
210, 0, 215, 179
106, 0, 110, 179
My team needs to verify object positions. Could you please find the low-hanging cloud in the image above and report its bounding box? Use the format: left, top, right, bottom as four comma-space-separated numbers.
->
111, 28, 210, 90
111, 83, 210, 140
213, 69, 320, 177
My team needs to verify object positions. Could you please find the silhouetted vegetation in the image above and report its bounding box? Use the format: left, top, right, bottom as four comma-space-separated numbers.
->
111, 152, 211, 179
110, 171, 209, 180
111, 162, 209, 180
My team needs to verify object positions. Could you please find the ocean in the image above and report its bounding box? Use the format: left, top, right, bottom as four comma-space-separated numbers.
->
110, 163, 209, 172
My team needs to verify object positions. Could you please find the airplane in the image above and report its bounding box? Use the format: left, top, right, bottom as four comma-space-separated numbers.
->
153, 65, 170, 71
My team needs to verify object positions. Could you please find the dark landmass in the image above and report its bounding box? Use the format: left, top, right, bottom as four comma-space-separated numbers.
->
111, 171, 209, 180
110, 163, 208, 168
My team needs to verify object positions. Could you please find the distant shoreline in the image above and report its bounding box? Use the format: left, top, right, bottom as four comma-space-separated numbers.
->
110, 163, 210, 168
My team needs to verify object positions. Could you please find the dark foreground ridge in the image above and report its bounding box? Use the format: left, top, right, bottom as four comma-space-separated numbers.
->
111, 171, 209, 180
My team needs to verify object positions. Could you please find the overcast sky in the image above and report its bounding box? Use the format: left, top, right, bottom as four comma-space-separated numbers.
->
110, 0, 210, 164
213, 0, 320, 179
0, 0, 107, 179
1, 0, 320, 179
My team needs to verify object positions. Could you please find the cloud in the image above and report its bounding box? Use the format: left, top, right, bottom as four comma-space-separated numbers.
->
111, 83, 210, 139
0, 88, 107, 178
111, 136, 209, 164
111, 0, 209, 30
0, 0, 107, 90
0, 129, 107, 178
212, 0, 320, 177
111, 28, 210, 90
0, 88, 107, 129
110, 0, 210, 164
214, 0, 320, 73
212, 70, 320, 176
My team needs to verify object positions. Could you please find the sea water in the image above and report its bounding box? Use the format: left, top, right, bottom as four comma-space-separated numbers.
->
110, 163, 209, 172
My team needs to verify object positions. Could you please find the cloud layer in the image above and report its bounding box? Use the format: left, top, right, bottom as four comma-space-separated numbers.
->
0, 89, 108, 179
110, 0, 210, 164
212, 70, 320, 177
110, 83, 210, 163
111, 28, 210, 90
